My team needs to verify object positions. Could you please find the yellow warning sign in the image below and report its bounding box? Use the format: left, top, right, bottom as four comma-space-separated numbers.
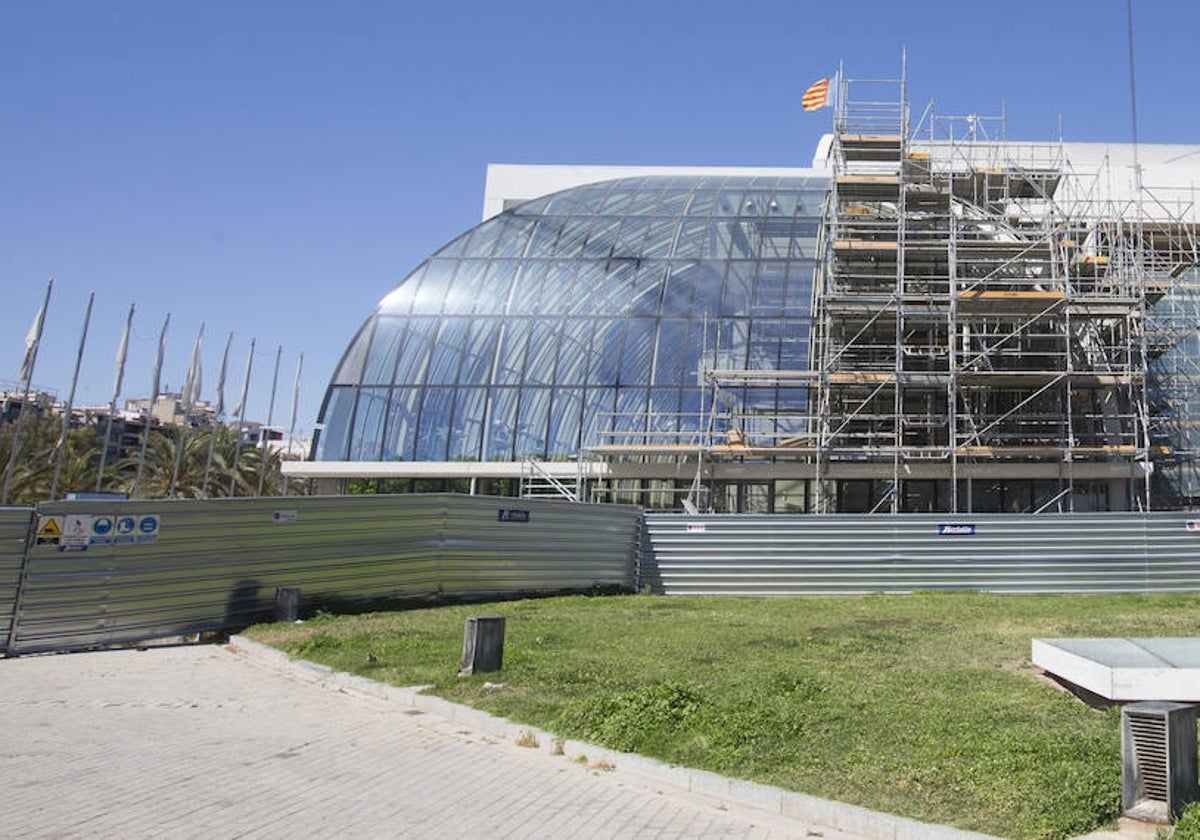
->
37, 517, 62, 537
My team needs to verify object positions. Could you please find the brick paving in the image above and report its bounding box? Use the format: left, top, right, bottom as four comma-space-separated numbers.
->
0, 643, 867, 839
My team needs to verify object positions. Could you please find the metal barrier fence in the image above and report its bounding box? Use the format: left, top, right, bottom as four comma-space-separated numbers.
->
4, 495, 641, 655
642, 512, 1200, 595
0, 507, 34, 651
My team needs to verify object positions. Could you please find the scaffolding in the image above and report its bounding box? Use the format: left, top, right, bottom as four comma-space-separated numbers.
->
807, 65, 1200, 512
585, 66, 1200, 513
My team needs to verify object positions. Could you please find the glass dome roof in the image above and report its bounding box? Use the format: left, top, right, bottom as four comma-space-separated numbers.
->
315, 174, 828, 463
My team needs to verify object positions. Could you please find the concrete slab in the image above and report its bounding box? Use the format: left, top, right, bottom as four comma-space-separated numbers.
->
1032, 638, 1200, 702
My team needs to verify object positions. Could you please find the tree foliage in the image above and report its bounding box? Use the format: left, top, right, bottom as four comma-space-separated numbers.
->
0, 412, 299, 504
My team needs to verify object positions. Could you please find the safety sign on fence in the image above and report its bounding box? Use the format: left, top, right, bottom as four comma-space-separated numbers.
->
35, 513, 160, 550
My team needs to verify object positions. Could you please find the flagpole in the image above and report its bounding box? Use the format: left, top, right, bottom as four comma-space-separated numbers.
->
170, 324, 204, 498
2, 278, 53, 506
202, 332, 232, 497
49, 292, 94, 501
228, 338, 255, 497
282, 352, 303, 495
133, 313, 170, 499
257, 345, 282, 497
96, 303, 135, 493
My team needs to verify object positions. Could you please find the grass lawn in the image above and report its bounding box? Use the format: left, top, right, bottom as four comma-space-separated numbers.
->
244, 591, 1200, 840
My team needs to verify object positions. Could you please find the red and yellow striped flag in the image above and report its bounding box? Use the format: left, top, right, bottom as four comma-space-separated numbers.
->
802, 77, 831, 111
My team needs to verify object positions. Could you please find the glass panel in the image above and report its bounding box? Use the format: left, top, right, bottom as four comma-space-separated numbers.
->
586, 259, 635, 316
507, 262, 547, 315
727, 220, 758, 260
526, 216, 565, 256
629, 262, 667, 316
784, 259, 816, 316
459, 319, 500, 387
657, 189, 690, 217
672, 217, 707, 258
331, 319, 374, 385
684, 189, 718, 216
523, 320, 560, 386
754, 261, 787, 316
661, 262, 698, 316
547, 387, 584, 453
410, 260, 456, 314
722, 262, 754, 317
515, 387, 552, 457
705, 218, 734, 261
642, 218, 677, 259
555, 319, 593, 385
493, 319, 532, 386
378, 264, 424, 315
615, 387, 650, 444
413, 387, 456, 460
349, 387, 390, 460
691, 261, 725, 319
620, 319, 657, 383
315, 386, 357, 460
444, 259, 487, 315
483, 260, 517, 315
392, 318, 437, 384
460, 216, 505, 258
426, 317, 470, 385
647, 387, 682, 433
582, 216, 622, 259
652, 319, 687, 387
360, 316, 405, 385
448, 388, 487, 461
484, 387, 518, 459
492, 216, 537, 257
613, 216, 651, 257
381, 387, 421, 461
553, 217, 591, 258
589, 320, 624, 383
599, 184, 636, 215
626, 183, 664, 216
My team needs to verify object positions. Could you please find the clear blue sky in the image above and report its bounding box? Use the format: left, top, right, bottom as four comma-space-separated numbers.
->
2, 0, 1194, 442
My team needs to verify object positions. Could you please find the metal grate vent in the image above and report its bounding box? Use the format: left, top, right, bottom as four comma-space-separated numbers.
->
1121, 701, 1198, 823
1127, 711, 1169, 803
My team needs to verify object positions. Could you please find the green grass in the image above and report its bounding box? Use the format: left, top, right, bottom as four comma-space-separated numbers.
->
244, 592, 1200, 840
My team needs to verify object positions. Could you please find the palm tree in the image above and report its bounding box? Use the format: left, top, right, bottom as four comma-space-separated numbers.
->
0, 414, 103, 503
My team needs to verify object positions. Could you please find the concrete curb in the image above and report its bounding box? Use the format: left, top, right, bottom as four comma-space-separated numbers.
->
227, 635, 999, 840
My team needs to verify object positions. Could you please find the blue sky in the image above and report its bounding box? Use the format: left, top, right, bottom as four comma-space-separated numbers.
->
2, 0, 1195, 443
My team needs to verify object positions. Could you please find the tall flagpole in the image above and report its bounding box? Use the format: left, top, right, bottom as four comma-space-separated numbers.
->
96, 303, 135, 493
50, 292, 94, 501
257, 345, 282, 497
2, 278, 53, 506
228, 338, 255, 497
202, 332, 232, 497
133, 313, 170, 499
169, 323, 204, 498
282, 352, 303, 495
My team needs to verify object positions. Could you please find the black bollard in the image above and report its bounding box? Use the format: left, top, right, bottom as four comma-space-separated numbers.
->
274, 587, 301, 623
460, 616, 506, 675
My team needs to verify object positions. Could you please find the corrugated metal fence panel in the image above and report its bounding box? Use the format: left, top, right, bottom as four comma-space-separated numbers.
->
11, 495, 640, 655
0, 506, 35, 653
643, 512, 1200, 595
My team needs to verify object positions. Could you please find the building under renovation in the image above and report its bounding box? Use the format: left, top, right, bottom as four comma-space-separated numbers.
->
289, 71, 1200, 514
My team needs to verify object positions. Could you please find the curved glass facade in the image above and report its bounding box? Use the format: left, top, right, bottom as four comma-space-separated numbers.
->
315, 175, 827, 463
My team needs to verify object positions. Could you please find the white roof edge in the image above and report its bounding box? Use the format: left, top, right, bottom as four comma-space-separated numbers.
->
283, 460, 609, 480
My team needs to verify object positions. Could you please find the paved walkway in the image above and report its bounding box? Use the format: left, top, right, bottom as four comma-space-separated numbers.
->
0, 642, 881, 839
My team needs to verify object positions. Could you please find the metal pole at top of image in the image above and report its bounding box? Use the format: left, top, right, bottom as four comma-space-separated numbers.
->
132, 313, 170, 499
257, 344, 282, 497
3, 278, 53, 507
96, 303, 135, 494
50, 292, 94, 501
